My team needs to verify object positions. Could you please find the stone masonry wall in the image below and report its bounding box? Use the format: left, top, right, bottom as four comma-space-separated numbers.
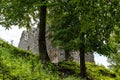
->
18, 27, 94, 63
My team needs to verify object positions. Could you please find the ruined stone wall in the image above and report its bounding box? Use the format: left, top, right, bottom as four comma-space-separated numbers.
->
18, 27, 94, 63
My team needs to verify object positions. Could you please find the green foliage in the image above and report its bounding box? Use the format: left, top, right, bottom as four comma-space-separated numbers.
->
0, 0, 57, 29
48, 1, 120, 78
108, 52, 120, 78
55, 61, 117, 80
48, 0, 120, 55
0, 0, 42, 29
0, 39, 119, 80
86, 62, 116, 80
57, 61, 80, 76
0, 39, 59, 80
108, 25, 120, 78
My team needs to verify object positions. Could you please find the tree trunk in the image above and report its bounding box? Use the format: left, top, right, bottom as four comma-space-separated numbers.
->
79, 33, 87, 78
65, 50, 72, 61
38, 0, 50, 63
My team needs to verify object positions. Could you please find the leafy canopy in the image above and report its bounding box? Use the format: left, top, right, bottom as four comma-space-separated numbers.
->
48, 0, 120, 55
0, 0, 46, 29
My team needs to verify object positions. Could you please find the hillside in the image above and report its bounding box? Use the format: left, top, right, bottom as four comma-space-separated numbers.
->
0, 39, 119, 80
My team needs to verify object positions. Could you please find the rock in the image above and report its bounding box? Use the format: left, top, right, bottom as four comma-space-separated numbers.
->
18, 27, 94, 63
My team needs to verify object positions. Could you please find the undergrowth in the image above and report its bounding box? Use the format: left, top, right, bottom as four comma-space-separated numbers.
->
0, 39, 119, 80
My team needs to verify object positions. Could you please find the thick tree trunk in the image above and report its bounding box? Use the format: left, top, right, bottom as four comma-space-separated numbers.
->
79, 33, 87, 78
38, 0, 50, 63
65, 50, 72, 61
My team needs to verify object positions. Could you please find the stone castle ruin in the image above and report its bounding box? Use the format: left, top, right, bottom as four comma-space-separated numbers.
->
18, 27, 94, 63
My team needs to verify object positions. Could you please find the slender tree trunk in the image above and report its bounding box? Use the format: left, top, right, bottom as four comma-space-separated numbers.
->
79, 33, 87, 78
38, 0, 50, 63
65, 50, 71, 61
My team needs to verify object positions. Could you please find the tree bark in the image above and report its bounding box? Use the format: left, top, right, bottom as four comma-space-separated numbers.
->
38, 0, 50, 63
65, 50, 72, 61
79, 33, 87, 78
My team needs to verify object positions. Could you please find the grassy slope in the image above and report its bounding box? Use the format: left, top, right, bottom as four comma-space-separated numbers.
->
0, 39, 119, 80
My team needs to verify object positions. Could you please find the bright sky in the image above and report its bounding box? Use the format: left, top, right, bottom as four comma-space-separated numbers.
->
0, 26, 110, 68
0, 26, 25, 47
